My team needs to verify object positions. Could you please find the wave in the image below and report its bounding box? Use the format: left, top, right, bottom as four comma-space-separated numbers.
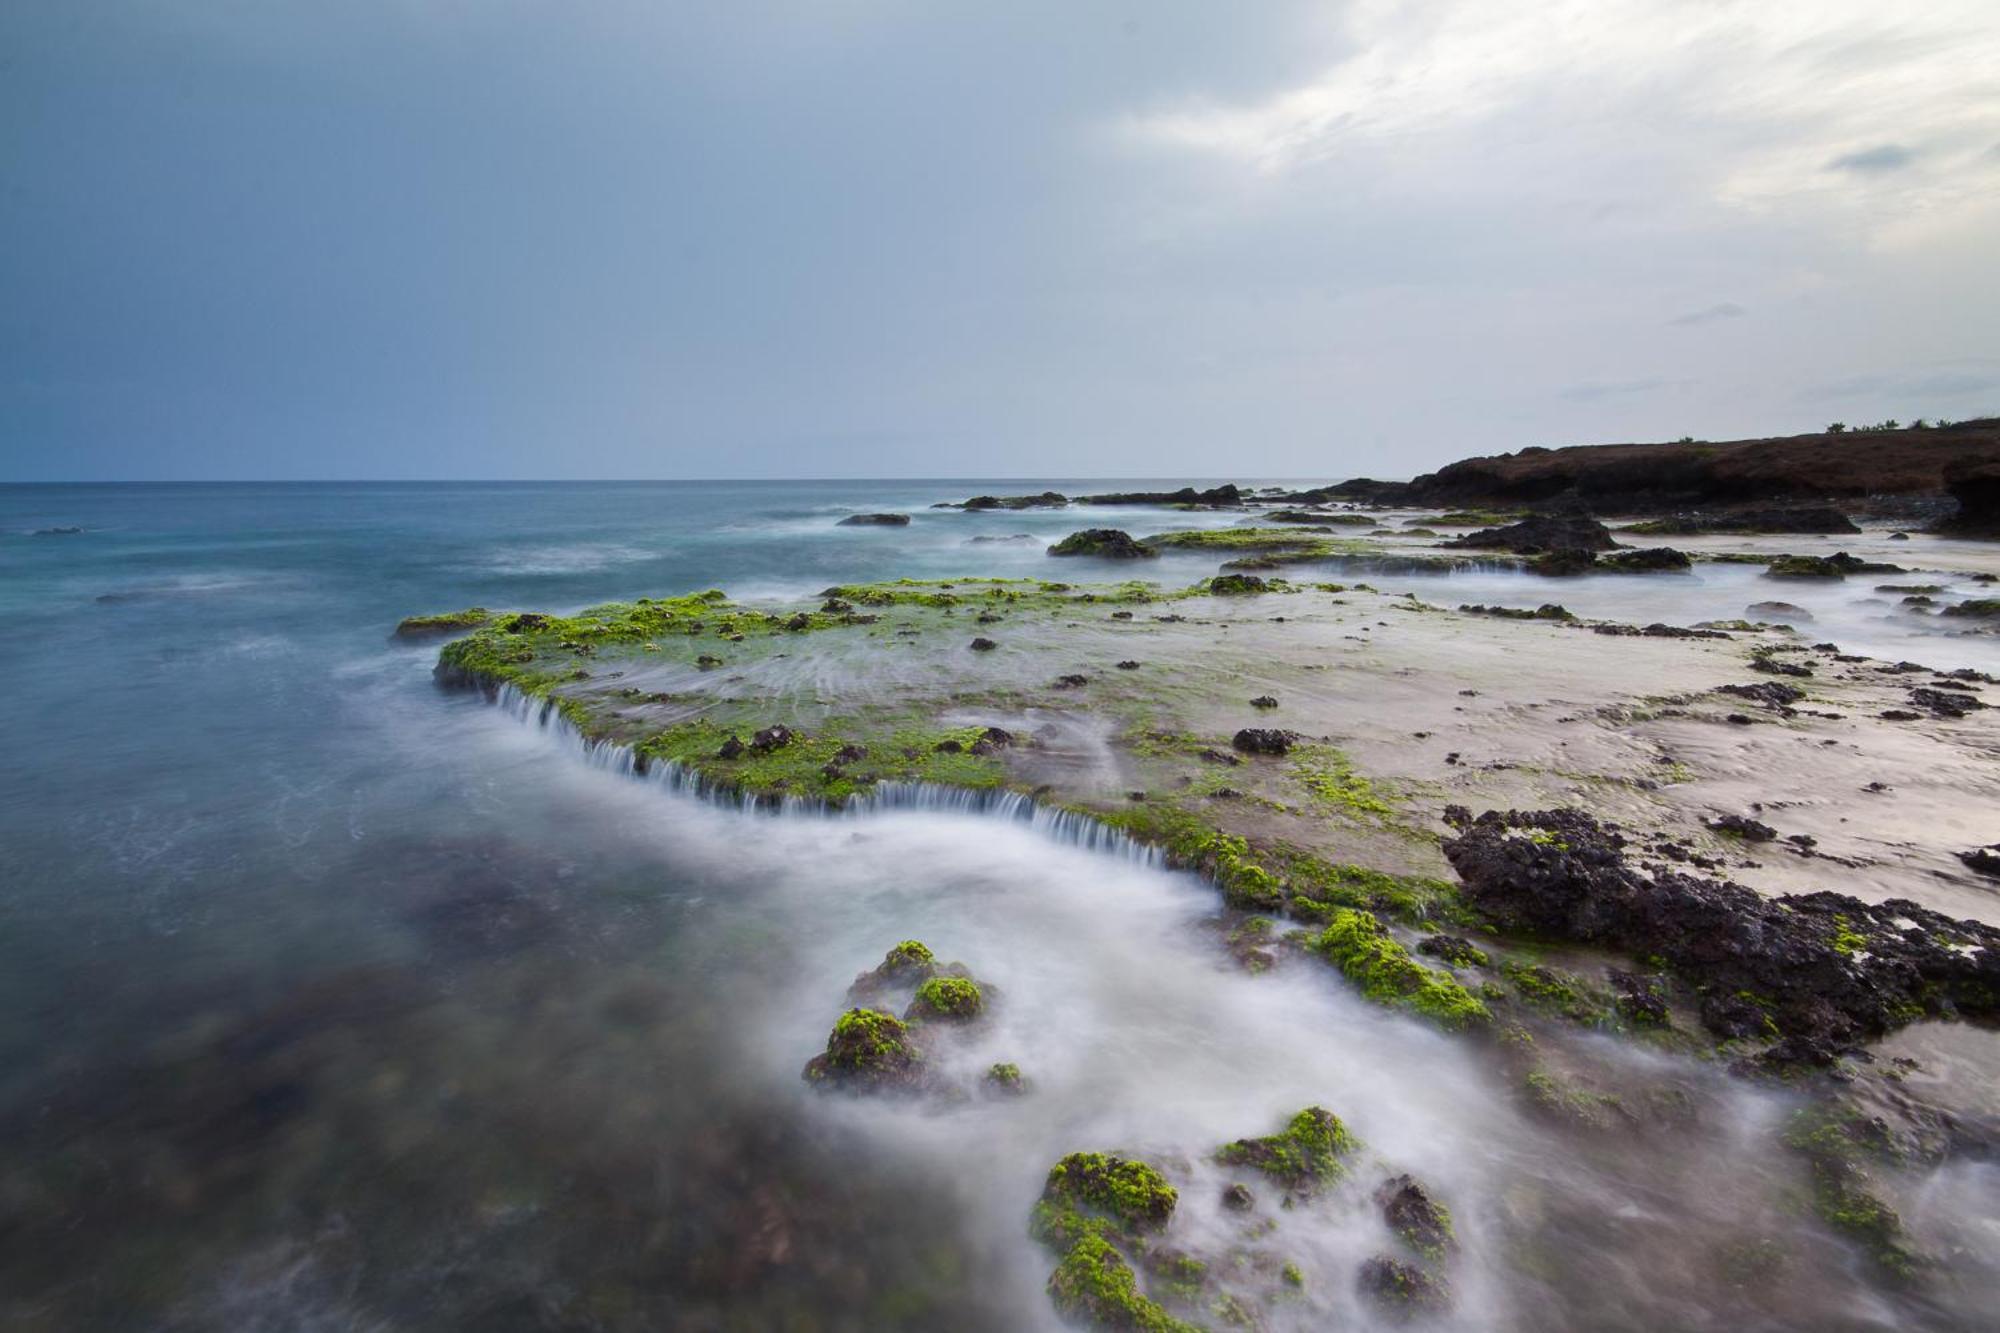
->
477, 543, 662, 575
488, 682, 1163, 866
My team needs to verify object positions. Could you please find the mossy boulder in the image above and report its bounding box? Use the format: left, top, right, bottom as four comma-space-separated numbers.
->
905, 975, 984, 1023
1215, 1106, 1358, 1191
983, 1062, 1027, 1095
802, 1008, 926, 1091
1046, 1231, 1201, 1332
1309, 910, 1491, 1031
1049, 529, 1157, 559
1207, 573, 1267, 595
1031, 1152, 1179, 1249
1357, 1254, 1450, 1315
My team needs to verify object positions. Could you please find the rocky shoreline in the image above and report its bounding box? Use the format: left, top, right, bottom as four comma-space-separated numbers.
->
407, 485, 2000, 1329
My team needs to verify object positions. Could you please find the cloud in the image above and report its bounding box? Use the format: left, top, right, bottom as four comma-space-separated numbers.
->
1669, 303, 1746, 327
1561, 378, 1673, 403
1826, 144, 1917, 173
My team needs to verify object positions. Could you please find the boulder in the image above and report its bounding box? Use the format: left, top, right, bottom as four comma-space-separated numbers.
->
837, 512, 911, 526
1446, 514, 1617, 554
1047, 529, 1157, 559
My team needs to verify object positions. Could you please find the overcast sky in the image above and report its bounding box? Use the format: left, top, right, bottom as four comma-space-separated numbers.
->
5, 1, 1998, 481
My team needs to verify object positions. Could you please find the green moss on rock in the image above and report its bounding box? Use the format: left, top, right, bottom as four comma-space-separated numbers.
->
1215, 1106, 1358, 1190
906, 975, 984, 1022
1310, 910, 1491, 1031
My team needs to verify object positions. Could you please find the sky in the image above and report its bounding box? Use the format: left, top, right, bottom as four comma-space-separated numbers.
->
4, 1, 1999, 481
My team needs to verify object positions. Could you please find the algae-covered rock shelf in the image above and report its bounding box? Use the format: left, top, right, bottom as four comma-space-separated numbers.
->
413, 560, 2000, 1326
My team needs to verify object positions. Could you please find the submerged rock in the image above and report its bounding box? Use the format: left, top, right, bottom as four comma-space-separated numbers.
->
1959, 846, 2000, 879
1376, 1175, 1454, 1259
1357, 1254, 1451, 1315
1215, 1106, 1358, 1193
1047, 528, 1156, 559
802, 1008, 927, 1091
1708, 814, 1778, 842
836, 512, 911, 526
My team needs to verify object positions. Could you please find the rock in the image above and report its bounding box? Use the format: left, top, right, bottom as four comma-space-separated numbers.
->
31, 525, 84, 536
1376, 1175, 1454, 1258
1959, 847, 2000, 879
1626, 506, 1861, 535
750, 725, 794, 751
1249, 695, 1278, 709
1765, 552, 1903, 579
837, 512, 910, 526
1216, 1106, 1358, 1192
1599, 546, 1692, 572
717, 736, 747, 759
1357, 1255, 1450, 1314
1031, 1152, 1179, 1247
1750, 654, 1813, 677
1890, 531, 1910, 539
1080, 483, 1244, 507
1743, 602, 1811, 623
1910, 687, 1986, 717
1446, 513, 1618, 554
1941, 598, 2000, 618
1442, 808, 2000, 1054
983, 1062, 1026, 1095
1459, 602, 1575, 620
1220, 1182, 1256, 1211
1208, 574, 1267, 594
392, 608, 491, 640
1416, 934, 1489, 969
955, 491, 1069, 511
1530, 548, 1599, 576
1116, 660, 1141, 670
1937, 457, 2000, 537
1708, 814, 1778, 842
1046, 528, 1156, 558
904, 975, 984, 1023
847, 940, 938, 999
1716, 681, 1805, 708
1231, 728, 1293, 756
1054, 673, 1090, 688
969, 637, 998, 651
1608, 969, 1670, 1026
802, 1008, 926, 1090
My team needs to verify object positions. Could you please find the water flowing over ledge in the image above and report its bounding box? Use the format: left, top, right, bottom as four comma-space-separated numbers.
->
490, 682, 1165, 865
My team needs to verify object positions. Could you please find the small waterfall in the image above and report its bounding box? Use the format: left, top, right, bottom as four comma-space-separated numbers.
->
488, 682, 1165, 866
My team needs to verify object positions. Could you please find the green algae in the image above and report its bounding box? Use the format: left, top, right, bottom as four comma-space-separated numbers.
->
1046, 1232, 1202, 1333
1032, 1152, 1180, 1248
1309, 910, 1491, 1031
1783, 1107, 1918, 1279
632, 718, 1006, 804
1287, 744, 1397, 819
906, 975, 983, 1022
1215, 1106, 1358, 1190
802, 1007, 925, 1088
393, 607, 491, 637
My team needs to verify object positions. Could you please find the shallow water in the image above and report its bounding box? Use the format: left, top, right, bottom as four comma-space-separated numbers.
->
3, 482, 1995, 1330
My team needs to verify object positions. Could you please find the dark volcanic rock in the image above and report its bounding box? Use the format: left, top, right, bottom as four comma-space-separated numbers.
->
837, 512, 910, 526
1937, 456, 2000, 538
1716, 681, 1805, 708
1046, 528, 1157, 559
1599, 546, 1692, 572
968, 637, 998, 652
1909, 687, 1986, 717
954, 491, 1068, 510
1376, 1176, 1454, 1257
1531, 548, 1600, 576
1441, 808, 2000, 1056
1630, 506, 1861, 535
1081, 483, 1243, 507
1446, 514, 1618, 554
1357, 1254, 1450, 1314
1707, 814, 1777, 842
1960, 846, 2000, 879
1400, 422, 2000, 514
1231, 728, 1293, 756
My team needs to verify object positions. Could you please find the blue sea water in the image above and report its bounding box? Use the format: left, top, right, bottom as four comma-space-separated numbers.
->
4, 482, 1996, 1331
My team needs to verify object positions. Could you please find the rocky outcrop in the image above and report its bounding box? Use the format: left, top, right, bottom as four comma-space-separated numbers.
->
1938, 457, 2000, 537
1047, 529, 1157, 559
1441, 807, 2000, 1060
1446, 514, 1618, 554
1402, 420, 2000, 514
1081, 484, 1243, 507
837, 512, 910, 526
1625, 506, 1861, 535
